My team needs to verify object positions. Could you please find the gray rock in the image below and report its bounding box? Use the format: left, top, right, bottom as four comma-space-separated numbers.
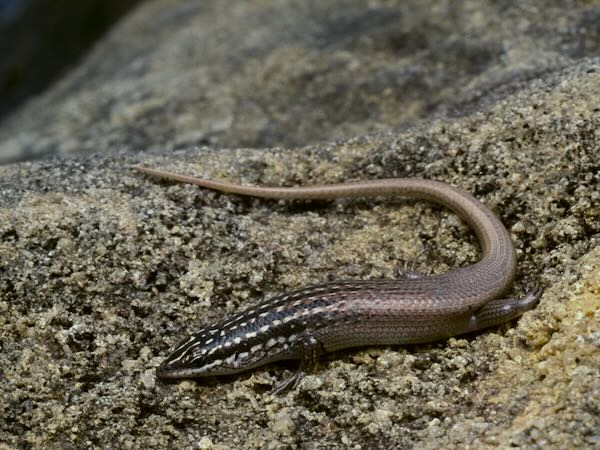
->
1, 0, 599, 449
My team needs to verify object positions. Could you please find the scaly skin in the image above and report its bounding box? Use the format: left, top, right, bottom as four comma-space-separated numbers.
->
134, 165, 540, 381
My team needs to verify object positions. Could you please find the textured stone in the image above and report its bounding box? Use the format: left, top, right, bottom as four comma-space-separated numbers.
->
1, 0, 599, 449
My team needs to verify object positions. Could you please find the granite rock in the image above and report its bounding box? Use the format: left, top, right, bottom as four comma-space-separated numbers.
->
1, 0, 599, 449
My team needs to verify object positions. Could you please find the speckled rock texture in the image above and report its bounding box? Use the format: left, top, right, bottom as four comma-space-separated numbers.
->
1, 0, 600, 449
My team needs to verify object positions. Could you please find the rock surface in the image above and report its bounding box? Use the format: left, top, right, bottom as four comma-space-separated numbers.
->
0, 0, 144, 121
1, 0, 599, 449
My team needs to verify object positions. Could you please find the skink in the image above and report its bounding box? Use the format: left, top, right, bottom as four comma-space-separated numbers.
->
135, 165, 540, 386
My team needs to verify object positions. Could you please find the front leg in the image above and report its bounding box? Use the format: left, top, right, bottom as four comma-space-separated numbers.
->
271, 333, 323, 394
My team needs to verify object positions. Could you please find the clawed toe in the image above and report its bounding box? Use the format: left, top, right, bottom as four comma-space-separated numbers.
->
519, 284, 544, 308
396, 260, 429, 279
